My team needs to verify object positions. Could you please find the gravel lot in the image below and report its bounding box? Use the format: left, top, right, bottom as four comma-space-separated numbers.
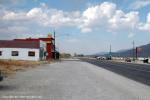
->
0, 60, 150, 100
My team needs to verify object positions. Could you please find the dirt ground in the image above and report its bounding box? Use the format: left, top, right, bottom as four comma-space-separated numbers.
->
0, 60, 49, 76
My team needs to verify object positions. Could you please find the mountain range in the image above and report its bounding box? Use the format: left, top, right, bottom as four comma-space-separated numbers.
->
94, 43, 150, 57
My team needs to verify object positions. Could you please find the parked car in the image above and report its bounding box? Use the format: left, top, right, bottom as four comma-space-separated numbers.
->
96, 56, 106, 60
106, 55, 112, 60
143, 58, 149, 63
96, 56, 101, 60
125, 58, 131, 62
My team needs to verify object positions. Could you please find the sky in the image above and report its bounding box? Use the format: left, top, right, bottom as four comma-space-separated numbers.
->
0, 0, 150, 55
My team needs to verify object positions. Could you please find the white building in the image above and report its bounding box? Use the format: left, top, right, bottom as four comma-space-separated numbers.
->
0, 40, 46, 61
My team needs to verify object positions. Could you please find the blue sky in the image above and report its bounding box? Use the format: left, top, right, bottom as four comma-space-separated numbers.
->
0, 0, 150, 54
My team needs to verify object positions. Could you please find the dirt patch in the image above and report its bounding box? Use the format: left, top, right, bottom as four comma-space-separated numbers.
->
0, 60, 49, 76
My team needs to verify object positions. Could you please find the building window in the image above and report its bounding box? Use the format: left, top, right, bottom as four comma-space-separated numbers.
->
12, 51, 19, 56
0, 51, 2, 56
28, 51, 35, 57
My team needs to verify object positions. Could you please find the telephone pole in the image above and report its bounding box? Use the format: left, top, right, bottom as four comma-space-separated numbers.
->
132, 41, 135, 61
109, 44, 112, 60
109, 44, 111, 55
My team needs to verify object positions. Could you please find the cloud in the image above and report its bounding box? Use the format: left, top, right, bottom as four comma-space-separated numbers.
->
27, 8, 43, 18
1, 2, 119, 33
147, 13, 150, 23
79, 2, 141, 36
128, 32, 135, 38
139, 23, 150, 31
109, 11, 139, 32
81, 28, 92, 33
80, 2, 116, 33
0, 1, 150, 39
129, 0, 150, 10
26, 7, 82, 27
139, 13, 150, 31
3, 11, 27, 20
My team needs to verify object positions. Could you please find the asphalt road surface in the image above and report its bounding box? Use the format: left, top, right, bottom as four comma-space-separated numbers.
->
82, 58, 150, 86
0, 59, 150, 100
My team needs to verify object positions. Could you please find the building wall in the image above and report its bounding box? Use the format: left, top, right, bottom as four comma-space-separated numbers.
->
0, 48, 40, 61
14, 37, 54, 60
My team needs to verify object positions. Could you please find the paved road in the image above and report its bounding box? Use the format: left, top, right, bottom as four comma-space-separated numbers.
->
82, 58, 150, 86
0, 60, 150, 100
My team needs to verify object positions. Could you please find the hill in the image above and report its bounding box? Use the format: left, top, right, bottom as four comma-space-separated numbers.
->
111, 43, 150, 57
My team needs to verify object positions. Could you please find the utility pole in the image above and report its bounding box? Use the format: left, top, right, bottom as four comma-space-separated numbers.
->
132, 41, 135, 61
109, 44, 112, 60
136, 47, 138, 60
109, 44, 111, 55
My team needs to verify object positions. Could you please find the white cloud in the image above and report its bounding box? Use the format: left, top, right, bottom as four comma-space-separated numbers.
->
80, 2, 141, 35
27, 8, 43, 18
139, 23, 150, 31
0, 1, 150, 39
81, 28, 92, 33
26, 7, 82, 27
3, 11, 27, 20
109, 11, 139, 32
49, 12, 72, 27
147, 13, 150, 23
129, 0, 150, 10
128, 32, 135, 38
1, 2, 139, 33
80, 2, 116, 32
138, 13, 150, 31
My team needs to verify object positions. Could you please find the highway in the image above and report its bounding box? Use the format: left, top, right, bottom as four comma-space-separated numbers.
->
82, 58, 150, 86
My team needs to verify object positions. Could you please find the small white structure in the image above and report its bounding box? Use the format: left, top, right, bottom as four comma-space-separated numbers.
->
0, 40, 46, 61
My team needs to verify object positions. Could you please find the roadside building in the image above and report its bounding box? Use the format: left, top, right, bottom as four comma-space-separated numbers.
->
0, 40, 46, 61
14, 35, 55, 60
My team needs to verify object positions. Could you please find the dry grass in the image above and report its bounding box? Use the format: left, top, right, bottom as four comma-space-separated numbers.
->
0, 60, 45, 76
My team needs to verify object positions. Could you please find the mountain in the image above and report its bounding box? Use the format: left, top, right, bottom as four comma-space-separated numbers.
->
87, 52, 108, 57
111, 43, 150, 57
89, 43, 150, 57
93, 52, 108, 56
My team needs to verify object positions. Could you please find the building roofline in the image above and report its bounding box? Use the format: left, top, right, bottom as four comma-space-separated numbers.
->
0, 40, 40, 49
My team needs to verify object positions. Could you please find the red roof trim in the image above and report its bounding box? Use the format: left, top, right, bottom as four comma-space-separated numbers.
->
0, 40, 40, 49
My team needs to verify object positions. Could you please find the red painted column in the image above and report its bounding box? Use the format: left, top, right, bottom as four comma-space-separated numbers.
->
46, 43, 52, 60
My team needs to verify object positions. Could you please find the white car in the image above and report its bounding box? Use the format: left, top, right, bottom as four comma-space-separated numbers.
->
96, 56, 106, 60
96, 56, 101, 60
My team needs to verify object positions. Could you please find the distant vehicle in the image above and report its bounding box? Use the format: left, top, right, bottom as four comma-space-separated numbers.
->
96, 56, 106, 60
125, 58, 131, 62
101, 57, 106, 60
0, 70, 4, 82
106, 55, 112, 60
96, 56, 101, 60
143, 58, 149, 63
